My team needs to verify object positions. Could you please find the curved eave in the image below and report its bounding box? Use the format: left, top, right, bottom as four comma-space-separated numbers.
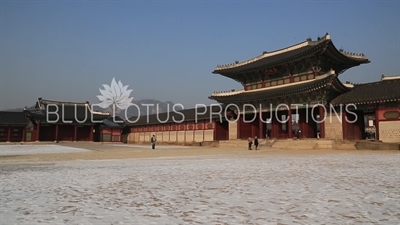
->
209, 73, 339, 102
329, 77, 352, 94
212, 41, 326, 76
331, 98, 400, 106
212, 36, 370, 77
324, 42, 370, 67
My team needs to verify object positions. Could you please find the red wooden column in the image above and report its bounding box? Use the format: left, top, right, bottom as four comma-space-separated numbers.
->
288, 108, 293, 138
111, 128, 114, 143
213, 121, 217, 141
90, 125, 94, 141
21, 127, 26, 142
270, 113, 274, 138
251, 114, 256, 138
374, 105, 380, 141
7, 126, 11, 142
74, 126, 77, 142
271, 112, 278, 138
342, 110, 347, 140
319, 105, 326, 138
237, 114, 241, 139
55, 124, 59, 142
258, 112, 263, 138
36, 122, 40, 142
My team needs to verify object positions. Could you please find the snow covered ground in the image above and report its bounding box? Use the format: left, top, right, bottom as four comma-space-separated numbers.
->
111, 144, 190, 149
1, 152, 399, 224
0, 145, 90, 156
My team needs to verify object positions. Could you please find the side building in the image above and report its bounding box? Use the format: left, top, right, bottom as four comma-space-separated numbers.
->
125, 105, 233, 144
14, 98, 126, 143
0, 111, 31, 142
330, 75, 400, 143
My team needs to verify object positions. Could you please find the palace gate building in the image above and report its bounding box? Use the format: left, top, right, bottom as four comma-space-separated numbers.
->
209, 33, 376, 141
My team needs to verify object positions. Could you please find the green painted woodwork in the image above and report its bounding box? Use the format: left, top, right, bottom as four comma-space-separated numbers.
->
26, 132, 31, 141
102, 134, 111, 142
383, 111, 400, 119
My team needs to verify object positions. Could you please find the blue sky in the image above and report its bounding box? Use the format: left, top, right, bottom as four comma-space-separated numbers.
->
1, 0, 399, 110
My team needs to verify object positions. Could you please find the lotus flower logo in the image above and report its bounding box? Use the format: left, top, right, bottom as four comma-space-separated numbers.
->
97, 78, 134, 110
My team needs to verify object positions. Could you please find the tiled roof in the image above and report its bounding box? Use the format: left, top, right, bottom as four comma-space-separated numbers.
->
101, 116, 126, 128
330, 77, 400, 105
0, 111, 29, 126
26, 98, 110, 124
209, 72, 346, 102
213, 34, 369, 76
126, 105, 228, 126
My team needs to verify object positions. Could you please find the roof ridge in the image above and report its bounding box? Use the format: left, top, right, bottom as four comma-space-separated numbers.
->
381, 74, 400, 81
39, 98, 88, 105
214, 33, 332, 71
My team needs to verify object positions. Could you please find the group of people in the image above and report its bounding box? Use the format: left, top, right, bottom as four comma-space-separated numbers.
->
247, 136, 259, 150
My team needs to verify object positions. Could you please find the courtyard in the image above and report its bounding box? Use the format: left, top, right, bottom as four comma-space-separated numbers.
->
0, 144, 399, 224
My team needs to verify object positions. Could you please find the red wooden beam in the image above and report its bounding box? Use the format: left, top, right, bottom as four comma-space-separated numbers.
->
342, 110, 347, 140
258, 112, 263, 138
375, 104, 380, 141
237, 114, 241, 139
55, 124, 59, 142
36, 122, 40, 142
319, 105, 325, 138
21, 127, 26, 142
7, 126, 11, 142
74, 126, 77, 142
90, 125, 94, 141
288, 108, 293, 138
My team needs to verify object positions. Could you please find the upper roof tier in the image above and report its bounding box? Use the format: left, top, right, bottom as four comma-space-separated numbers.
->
212, 33, 370, 76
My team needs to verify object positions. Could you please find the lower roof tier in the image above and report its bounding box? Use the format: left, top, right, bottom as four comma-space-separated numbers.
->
209, 70, 349, 103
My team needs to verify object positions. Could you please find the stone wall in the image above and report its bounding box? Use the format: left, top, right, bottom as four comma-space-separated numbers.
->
127, 130, 215, 144
324, 112, 343, 140
228, 120, 238, 140
379, 121, 400, 143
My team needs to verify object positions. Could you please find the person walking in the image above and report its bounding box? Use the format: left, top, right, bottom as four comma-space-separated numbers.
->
247, 136, 253, 150
254, 136, 259, 150
294, 129, 299, 140
151, 135, 157, 149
